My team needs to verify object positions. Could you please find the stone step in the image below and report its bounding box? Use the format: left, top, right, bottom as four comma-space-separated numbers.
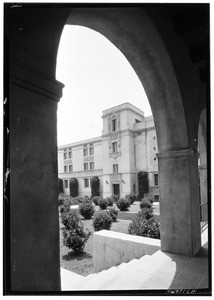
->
79, 255, 150, 288
75, 266, 120, 290
105, 251, 171, 290
75, 255, 153, 290
61, 248, 208, 291
134, 250, 171, 274
70, 250, 171, 290
60, 268, 85, 291
118, 255, 150, 271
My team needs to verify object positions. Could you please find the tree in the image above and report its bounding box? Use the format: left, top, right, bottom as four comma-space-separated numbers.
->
138, 171, 149, 199
58, 178, 63, 194
91, 176, 100, 197
70, 178, 78, 197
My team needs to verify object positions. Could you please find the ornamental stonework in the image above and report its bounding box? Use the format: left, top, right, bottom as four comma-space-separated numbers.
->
149, 133, 158, 168
109, 151, 122, 159
108, 110, 121, 154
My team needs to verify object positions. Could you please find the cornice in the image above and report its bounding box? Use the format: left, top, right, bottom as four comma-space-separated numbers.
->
10, 61, 64, 102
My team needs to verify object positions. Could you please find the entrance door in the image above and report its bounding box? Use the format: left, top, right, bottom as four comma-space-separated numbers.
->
113, 184, 120, 198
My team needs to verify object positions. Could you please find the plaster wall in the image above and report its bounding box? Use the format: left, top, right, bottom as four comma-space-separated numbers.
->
102, 174, 111, 197
72, 146, 84, 172
135, 131, 147, 172
93, 230, 161, 272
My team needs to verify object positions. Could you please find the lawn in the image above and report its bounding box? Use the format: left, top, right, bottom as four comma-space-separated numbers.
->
60, 202, 160, 276
60, 215, 132, 276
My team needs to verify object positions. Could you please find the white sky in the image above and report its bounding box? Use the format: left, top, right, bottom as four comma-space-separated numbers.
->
56, 25, 152, 146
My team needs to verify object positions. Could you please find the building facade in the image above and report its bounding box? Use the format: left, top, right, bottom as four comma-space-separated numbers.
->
58, 103, 159, 199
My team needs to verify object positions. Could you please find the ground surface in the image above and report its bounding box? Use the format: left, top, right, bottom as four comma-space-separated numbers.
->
60, 202, 159, 276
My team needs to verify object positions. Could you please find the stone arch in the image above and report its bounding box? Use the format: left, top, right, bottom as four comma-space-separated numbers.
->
6, 5, 207, 291
63, 7, 201, 256
66, 7, 188, 153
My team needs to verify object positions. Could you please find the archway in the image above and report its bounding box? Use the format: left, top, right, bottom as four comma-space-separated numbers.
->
6, 5, 207, 292
65, 7, 201, 256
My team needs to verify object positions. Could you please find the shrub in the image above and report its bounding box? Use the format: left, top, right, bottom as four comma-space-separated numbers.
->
70, 178, 78, 197
128, 211, 160, 239
138, 171, 149, 199
59, 204, 70, 214
61, 210, 91, 253
140, 207, 154, 220
106, 197, 114, 206
116, 197, 130, 211
61, 209, 81, 229
59, 195, 72, 214
64, 197, 73, 207
139, 198, 153, 210
98, 198, 108, 210
79, 201, 95, 219
92, 196, 101, 206
107, 207, 118, 222
70, 197, 81, 206
93, 211, 112, 231
75, 196, 85, 203
91, 176, 100, 197
58, 193, 65, 206
112, 194, 119, 202
146, 194, 155, 204
125, 193, 137, 205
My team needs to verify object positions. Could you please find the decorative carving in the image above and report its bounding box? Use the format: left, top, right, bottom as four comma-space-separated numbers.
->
108, 110, 121, 155
109, 152, 121, 159
149, 133, 158, 167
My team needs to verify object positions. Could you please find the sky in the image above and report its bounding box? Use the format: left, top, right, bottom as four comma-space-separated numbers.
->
56, 25, 152, 146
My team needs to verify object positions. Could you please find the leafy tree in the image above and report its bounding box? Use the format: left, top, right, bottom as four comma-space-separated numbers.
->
70, 178, 78, 197
91, 176, 100, 197
138, 171, 149, 199
58, 178, 63, 194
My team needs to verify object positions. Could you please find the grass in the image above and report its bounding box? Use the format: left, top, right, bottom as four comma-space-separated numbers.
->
60, 214, 132, 276
60, 202, 160, 276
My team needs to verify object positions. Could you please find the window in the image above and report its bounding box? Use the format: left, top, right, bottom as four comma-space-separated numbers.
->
68, 148, 72, 159
90, 178, 92, 187
113, 164, 118, 174
84, 178, 89, 188
154, 174, 159, 186
64, 148, 72, 159
64, 180, 69, 188
64, 165, 68, 173
90, 162, 94, 170
89, 146, 94, 156
135, 119, 140, 123
155, 195, 159, 202
69, 165, 73, 172
83, 148, 88, 156
112, 118, 117, 132
84, 163, 88, 171
112, 141, 118, 153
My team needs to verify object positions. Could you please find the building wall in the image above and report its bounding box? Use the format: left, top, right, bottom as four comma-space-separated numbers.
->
58, 103, 159, 199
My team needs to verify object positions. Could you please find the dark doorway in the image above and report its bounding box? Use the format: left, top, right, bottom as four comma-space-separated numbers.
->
113, 184, 120, 197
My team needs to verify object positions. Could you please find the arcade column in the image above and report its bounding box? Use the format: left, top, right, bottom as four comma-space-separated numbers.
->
8, 61, 64, 291
157, 149, 201, 256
